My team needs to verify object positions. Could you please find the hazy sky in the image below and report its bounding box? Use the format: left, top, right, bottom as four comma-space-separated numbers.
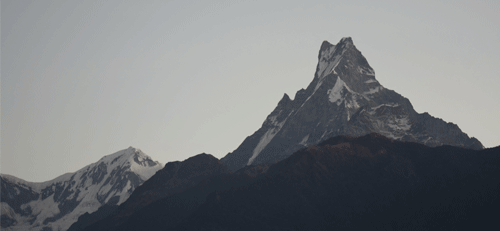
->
2, 0, 499, 182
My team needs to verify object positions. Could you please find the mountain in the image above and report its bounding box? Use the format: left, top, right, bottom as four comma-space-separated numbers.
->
73, 153, 232, 231
221, 37, 483, 172
96, 163, 271, 231
1, 147, 162, 231
73, 134, 500, 231
176, 133, 500, 230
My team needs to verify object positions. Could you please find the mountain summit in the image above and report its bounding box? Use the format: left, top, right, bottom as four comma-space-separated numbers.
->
1, 147, 163, 231
221, 37, 483, 171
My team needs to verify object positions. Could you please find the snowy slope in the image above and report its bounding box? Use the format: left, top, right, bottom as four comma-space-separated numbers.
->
1, 147, 163, 231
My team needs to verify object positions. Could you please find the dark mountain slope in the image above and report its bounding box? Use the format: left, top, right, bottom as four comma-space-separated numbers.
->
176, 133, 500, 230
109, 163, 271, 231
73, 153, 232, 231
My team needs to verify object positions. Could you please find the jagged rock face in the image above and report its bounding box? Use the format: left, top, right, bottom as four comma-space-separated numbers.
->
221, 37, 483, 172
0, 147, 162, 231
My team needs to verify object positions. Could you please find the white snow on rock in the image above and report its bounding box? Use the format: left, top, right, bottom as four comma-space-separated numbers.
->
300, 134, 310, 146
1, 147, 163, 231
364, 79, 378, 84
358, 66, 375, 76
369, 103, 400, 114
327, 77, 355, 106
23, 195, 60, 227
365, 108, 412, 141
363, 86, 384, 95
387, 116, 412, 131
298, 40, 351, 112
317, 44, 345, 82
248, 120, 287, 165
248, 110, 295, 165
317, 45, 339, 81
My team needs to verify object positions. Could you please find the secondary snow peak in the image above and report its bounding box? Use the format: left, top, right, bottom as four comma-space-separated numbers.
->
1, 147, 163, 231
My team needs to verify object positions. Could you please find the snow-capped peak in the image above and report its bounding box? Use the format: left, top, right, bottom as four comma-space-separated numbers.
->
1, 147, 163, 231
93, 146, 161, 180
316, 42, 343, 81
221, 37, 483, 172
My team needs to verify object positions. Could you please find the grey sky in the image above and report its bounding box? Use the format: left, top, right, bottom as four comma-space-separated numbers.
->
2, 0, 499, 182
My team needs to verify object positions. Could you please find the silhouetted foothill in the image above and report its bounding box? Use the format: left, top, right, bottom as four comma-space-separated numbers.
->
74, 153, 232, 231
177, 134, 500, 231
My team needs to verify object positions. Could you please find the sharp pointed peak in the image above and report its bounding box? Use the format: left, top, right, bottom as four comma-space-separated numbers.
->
339, 37, 353, 44
320, 40, 334, 51
321, 37, 353, 50
277, 93, 292, 106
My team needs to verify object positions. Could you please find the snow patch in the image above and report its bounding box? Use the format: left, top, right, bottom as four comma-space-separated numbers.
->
298, 81, 322, 111
364, 79, 378, 84
330, 55, 342, 75
22, 194, 60, 227
1, 202, 16, 218
98, 183, 112, 196
268, 115, 278, 125
298, 40, 350, 113
363, 86, 384, 95
299, 134, 310, 146
372, 115, 412, 141
327, 77, 353, 105
384, 132, 402, 140
129, 153, 163, 181
317, 45, 339, 81
248, 120, 288, 165
266, 110, 283, 126
320, 130, 328, 140
118, 181, 132, 203
370, 103, 399, 112
358, 66, 375, 76
345, 94, 360, 109
387, 117, 412, 131
1, 172, 73, 193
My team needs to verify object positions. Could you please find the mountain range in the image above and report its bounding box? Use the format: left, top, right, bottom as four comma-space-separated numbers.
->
75, 134, 500, 231
71, 37, 495, 231
2, 37, 496, 231
1, 147, 162, 231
